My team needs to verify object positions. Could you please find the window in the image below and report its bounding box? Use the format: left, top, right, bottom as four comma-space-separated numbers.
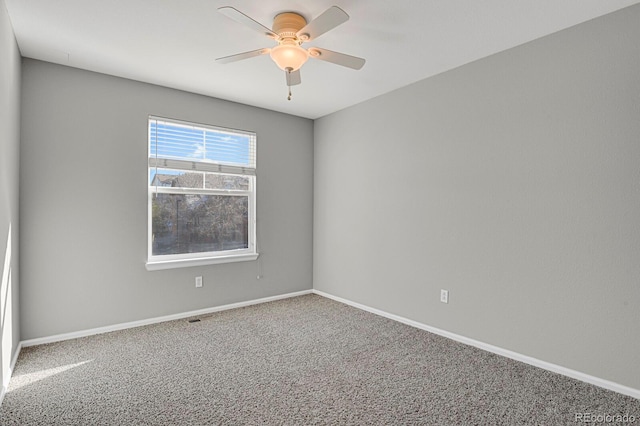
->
146, 116, 257, 270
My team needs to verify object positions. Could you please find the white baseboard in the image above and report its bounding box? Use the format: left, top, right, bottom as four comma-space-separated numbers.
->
21, 289, 313, 348
9, 342, 21, 380
0, 341, 22, 406
312, 289, 640, 400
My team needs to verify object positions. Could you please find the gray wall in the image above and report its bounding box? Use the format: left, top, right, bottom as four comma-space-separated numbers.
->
0, 0, 20, 389
20, 59, 313, 339
314, 6, 640, 389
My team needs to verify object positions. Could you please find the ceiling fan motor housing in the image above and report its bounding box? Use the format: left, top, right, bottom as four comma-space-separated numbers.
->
272, 12, 307, 39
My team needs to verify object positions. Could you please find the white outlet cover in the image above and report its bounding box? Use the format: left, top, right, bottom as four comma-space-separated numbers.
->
195, 276, 203, 288
440, 289, 449, 304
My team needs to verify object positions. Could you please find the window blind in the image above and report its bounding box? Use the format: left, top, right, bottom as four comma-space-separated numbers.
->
149, 116, 256, 176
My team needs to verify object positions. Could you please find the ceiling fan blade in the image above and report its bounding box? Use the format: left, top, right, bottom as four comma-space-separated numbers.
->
296, 6, 349, 41
218, 6, 278, 39
308, 47, 365, 70
216, 48, 271, 64
286, 69, 301, 86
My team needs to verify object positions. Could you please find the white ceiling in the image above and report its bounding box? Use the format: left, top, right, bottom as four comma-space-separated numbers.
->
5, 0, 640, 119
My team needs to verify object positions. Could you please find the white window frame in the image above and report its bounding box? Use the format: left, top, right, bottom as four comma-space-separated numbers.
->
145, 116, 258, 271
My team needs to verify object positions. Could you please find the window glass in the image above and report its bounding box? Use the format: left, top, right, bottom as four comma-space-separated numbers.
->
152, 194, 248, 256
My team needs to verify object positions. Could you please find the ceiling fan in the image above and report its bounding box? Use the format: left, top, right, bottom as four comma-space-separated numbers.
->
216, 5, 366, 100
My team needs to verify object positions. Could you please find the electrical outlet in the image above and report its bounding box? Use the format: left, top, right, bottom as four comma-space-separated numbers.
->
440, 289, 449, 304
195, 276, 203, 288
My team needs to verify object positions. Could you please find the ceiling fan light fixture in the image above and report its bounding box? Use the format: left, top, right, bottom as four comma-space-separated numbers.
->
270, 41, 309, 71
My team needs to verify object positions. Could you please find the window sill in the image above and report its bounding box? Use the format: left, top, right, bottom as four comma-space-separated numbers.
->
146, 253, 259, 271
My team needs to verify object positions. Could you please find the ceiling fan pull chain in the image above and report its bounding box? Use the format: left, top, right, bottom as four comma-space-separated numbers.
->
286, 68, 293, 100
